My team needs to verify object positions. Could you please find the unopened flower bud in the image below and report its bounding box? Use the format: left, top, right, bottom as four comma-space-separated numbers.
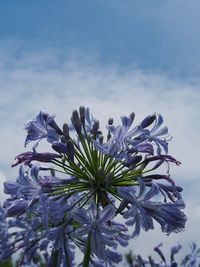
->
108, 118, 114, 125
79, 106, 86, 127
92, 120, 99, 135
116, 199, 129, 214
130, 112, 135, 123
52, 142, 67, 154
63, 123, 70, 140
71, 110, 81, 135
66, 141, 74, 162
141, 114, 156, 129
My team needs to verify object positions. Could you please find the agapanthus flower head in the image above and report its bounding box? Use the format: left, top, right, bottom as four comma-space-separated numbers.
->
1, 106, 186, 266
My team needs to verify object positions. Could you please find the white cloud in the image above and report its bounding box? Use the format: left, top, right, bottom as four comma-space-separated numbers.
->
0, 45, 200, 263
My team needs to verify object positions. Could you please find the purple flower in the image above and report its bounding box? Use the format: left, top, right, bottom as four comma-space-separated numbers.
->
94, 113, 169, 160
4, 165, 41, 199
39, 194, 73, 227
1, 106, 186, 266
47, 222, 75, 267
93, 113, 135, 157
118, 181, 187, 238
139, 113, 169, 155
4, 198, 27, 217
25, 110, 62, 148
0, 211, 43, 263
4, 164, 71, 200
72, 201, 118, 259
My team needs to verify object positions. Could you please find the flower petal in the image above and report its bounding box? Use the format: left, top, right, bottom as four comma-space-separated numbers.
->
97, 205, 115, 224
73, 208, 91, 225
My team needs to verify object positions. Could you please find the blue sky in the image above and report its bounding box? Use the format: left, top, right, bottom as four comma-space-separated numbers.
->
1, 0, 200, 77
0, 1, 200, 265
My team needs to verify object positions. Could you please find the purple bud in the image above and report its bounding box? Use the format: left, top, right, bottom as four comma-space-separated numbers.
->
71, 110, 81, 135
141, 114, 156, 129
108, 118, 114, 125
42, 113, 63, 135
130, 112, 135, 123
79, 106, 86, 126
154, 243, 166, 263
63, 123, 70, 140
66, 141, 74, 162
91, 120, 99, 135
117, 199, 129, 214
171, 243, 182, 262
12, 151, 62, 167
125, 155, 142, 167
52, 142, 67, 154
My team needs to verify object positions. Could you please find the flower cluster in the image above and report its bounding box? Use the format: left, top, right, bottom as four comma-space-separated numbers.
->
125, 242, 200, 267
0, 107, 187, 266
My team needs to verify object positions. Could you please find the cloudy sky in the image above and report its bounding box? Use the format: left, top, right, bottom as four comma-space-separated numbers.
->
0, 0, 200, 265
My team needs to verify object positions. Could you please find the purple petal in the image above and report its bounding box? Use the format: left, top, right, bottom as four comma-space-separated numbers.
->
98, 225, 119, 235
88, 200, 97, 220
107, 250, 122, 264
151, 114, 164, 133
143, 183, 159, 200
154, 126, 168, 136
4, 182, 19, 195
97, 205, 115, 224
141, 114, 156, 129
137, 179, 146, 198
73, 225, 91, 237
135, 141, 154, 155
73, 208, 91, 225
5, 199, 27, 217
118, 187, 136, 203
91, 230, 105, 259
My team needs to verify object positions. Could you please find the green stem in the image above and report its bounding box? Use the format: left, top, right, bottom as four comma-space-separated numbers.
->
82, 232, 91, 267
51, 250, 59, 267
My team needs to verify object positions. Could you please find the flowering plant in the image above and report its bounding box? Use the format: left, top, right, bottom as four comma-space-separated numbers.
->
0, 107, 187, 266
125, 242, 200, 267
